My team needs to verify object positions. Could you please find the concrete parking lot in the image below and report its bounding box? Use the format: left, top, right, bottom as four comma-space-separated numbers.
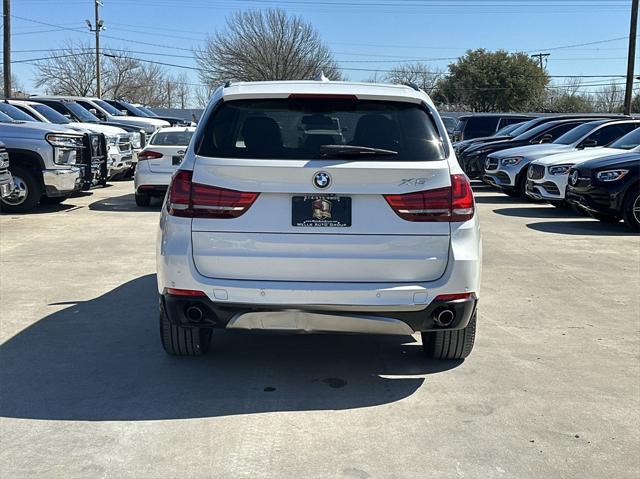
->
0, 180, 638, 479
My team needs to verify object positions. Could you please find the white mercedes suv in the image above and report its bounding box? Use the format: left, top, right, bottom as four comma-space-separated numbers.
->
156, 80, 482, 360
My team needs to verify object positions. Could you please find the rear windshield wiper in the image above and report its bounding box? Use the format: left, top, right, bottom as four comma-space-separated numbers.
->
319, 144, 397, 158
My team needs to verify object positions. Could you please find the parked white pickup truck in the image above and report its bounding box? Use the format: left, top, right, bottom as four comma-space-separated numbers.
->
0, 111, 107, 213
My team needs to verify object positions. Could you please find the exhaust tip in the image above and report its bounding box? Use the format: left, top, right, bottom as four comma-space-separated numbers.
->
434, 308, 455, 327
185, 305, 204, 323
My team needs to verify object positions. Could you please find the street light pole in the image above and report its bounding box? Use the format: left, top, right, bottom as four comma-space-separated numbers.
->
87, 1, 104, 98
624, 0, 639, 115
95, 0, 101, 98
3, 0, 11, 98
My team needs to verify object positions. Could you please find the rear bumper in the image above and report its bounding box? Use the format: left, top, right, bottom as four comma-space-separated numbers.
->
134, 160, 173, 193
156, 213, 482, 334
162, 293, 478, 333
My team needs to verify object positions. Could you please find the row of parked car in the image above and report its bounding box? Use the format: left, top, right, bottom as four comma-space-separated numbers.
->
451, 113, 640, 231
0, 96, 192, 213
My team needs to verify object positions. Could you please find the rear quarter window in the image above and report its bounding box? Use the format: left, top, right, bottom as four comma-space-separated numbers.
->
196, 98, 445, 161
463, 116, 500, 138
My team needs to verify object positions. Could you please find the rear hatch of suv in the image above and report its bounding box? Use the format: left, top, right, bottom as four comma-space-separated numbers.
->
173, 96, 472, 283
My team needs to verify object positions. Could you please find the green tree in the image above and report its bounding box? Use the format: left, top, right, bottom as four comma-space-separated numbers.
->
438, 49, 549, 112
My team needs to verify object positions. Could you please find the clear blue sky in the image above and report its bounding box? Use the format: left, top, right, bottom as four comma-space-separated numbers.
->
5, 0, 636, 97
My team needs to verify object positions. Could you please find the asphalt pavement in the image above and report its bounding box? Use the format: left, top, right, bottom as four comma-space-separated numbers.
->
0, 180, 638, 478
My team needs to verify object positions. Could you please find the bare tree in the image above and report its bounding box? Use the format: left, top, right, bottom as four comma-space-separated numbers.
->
195, 9, 341, 87
168, 72, 191, 109
0, 68, 25, 97
194, 83, 216, 108
33, 42, 175, 105
133, 63, 169, 107
33, 40, 97, 96
593, 81, 625, 113
103, 53, 143, 100
383, 62, 442, 94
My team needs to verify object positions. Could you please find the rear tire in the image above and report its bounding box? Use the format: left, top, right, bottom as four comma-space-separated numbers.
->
422, 311, 477, 360
135, 192, 151, 207
159, 297, 211, 356
622, 189, 640, 232
0, 166, 41, 213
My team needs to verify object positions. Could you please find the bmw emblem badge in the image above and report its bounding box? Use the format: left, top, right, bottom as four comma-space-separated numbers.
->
313, 171, 331, 189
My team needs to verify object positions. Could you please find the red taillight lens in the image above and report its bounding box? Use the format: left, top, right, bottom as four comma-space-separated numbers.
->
384, 187, 451, 222
167, 170, 259, 219
450, 173, 474, 222
384, 174, 474, 222
167, 170, 192, 215
434, 292, 474, 301
166, 288, 206, 297
137, 150, 163, 161
190, 183, 260, 218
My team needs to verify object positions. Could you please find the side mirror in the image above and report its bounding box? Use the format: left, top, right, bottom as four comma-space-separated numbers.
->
538, 134, 553, 144
120, 109, 128, 115
89, 108, 98, 115
580, 139, 598, 149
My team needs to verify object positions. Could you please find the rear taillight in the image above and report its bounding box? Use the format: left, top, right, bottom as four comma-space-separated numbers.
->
450, 173, 475, 222
137, 150, 163, 161
384, 174, 474, 222
167, 170, 259, 219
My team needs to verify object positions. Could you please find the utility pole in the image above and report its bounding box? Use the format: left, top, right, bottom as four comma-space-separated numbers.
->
624, 0, 638, 115
2, 0, 11, 98
531, 53, 550, 71
86, 1, 104, 98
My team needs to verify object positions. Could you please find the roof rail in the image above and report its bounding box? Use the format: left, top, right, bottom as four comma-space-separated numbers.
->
403, 82, 420, 92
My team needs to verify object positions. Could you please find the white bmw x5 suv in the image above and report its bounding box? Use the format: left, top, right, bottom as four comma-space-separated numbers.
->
156, 80, 482, 360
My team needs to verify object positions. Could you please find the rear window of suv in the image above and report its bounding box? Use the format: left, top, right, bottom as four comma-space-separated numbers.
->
462, 116, 500, 137
196, 98, 445, 161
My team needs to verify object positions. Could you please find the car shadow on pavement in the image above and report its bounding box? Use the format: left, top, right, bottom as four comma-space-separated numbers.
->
1, 202, 82, 216
470, 183, 496, 192
526, 220, 638, 236
474, 194, 528, 205
0, 274, 459, 422
89, 194, 163, 212
494, 206, 582, 219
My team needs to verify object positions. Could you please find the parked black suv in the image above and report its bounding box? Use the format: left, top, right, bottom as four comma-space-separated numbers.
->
452, 113, 534, 142
566, 152, 640, 231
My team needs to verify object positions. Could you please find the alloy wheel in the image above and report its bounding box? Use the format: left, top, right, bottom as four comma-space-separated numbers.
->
2, 176, 28, 206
